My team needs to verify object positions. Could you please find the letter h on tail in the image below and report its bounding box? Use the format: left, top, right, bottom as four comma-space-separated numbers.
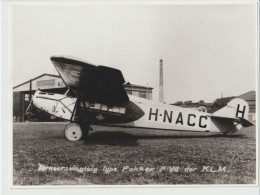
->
236, 104, 246, 119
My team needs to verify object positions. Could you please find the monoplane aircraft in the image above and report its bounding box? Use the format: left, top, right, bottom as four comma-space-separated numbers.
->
31, 56, 253, 141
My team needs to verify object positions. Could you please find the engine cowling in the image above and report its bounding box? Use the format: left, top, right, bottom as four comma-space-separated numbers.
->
32, 90, 77, 120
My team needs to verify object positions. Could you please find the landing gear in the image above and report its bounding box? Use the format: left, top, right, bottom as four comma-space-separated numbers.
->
65, 94, 92, 141
64, 122, 92, 141
64, 123, 83, 141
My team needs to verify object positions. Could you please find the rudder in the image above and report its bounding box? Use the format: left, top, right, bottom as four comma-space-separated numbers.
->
211, 98, 251, 134
213, 98, 249, 120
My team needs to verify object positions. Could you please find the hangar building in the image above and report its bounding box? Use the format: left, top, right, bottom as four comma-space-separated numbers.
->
238, 91, 256, 121
13, 74, 153, 122
172, 90, 256, 122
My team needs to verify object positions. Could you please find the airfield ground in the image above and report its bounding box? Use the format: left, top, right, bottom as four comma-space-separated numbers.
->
13, 122, 256, 185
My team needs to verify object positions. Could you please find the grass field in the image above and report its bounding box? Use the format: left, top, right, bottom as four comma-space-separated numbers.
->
13, 122, 256, 185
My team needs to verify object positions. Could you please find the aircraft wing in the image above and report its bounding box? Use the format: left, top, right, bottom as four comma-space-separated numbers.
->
50, 56, 129, 105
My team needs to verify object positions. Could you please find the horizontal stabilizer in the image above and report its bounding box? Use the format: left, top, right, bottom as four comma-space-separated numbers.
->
238, 117, 254, 127
210, 115, 253, 127
210, 115, 240, 123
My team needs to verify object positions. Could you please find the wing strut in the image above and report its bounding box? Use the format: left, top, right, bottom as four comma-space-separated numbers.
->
70, 91, 93, 133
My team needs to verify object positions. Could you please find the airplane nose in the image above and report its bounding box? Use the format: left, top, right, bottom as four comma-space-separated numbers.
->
32, 89, 40, 107
32, 95, 36, 106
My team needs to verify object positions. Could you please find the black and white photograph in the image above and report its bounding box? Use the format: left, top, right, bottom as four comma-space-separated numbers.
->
8, 1, 258, 187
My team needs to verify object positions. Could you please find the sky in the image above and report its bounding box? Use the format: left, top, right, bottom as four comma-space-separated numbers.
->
12, 3, 257, 103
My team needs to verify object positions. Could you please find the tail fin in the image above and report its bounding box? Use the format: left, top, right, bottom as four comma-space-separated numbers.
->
211, 98, 253, 134
213, 98, 250, 120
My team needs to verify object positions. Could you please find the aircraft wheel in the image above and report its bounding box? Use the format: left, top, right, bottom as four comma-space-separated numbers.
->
64, 123, 83, 141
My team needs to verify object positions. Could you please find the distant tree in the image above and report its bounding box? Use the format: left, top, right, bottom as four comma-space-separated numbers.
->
211, 96, 236, 112
184, 101, 192, 105
174, 101, 183, 105
199, 100, 205, 104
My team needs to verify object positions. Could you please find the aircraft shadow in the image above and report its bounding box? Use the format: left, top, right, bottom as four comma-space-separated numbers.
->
83, 131, 139, 146
83, 131, 246, 146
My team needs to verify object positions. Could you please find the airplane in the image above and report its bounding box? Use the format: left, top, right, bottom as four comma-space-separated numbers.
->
31, 56, 254, 141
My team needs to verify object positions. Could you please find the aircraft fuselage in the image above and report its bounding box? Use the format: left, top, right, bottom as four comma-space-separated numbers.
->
33, 91, 240, 134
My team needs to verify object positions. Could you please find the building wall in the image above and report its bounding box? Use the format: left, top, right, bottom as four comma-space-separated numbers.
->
248, 113, 255, 121
13, 75, 65, 92
247, 100, 255, 121
238, 91, 256, 122
179, 105, 207, 113
247, 100, 255, 113
124, 87, 153, 100
13, 92, 24, 122
197, 106, 207, 113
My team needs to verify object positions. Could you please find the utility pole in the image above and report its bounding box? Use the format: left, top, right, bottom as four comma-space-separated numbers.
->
159, 59, 164, 103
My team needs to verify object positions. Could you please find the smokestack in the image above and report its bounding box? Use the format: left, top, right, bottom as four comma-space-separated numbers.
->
159, 59, 164, 103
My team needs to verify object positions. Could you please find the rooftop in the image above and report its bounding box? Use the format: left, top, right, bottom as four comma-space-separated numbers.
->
13, 73, 60, 89
238, 91, 256, 101
123, 82, 153, 89
171, 102, 214, 108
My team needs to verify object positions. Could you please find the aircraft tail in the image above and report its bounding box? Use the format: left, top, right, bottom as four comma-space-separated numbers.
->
211, 98, 253, 134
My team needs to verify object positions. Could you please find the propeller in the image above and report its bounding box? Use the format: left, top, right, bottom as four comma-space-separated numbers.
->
25, 99, 33, 115
26, 88, 40, 115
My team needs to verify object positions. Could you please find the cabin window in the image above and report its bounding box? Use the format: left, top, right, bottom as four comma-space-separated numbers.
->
84, 101, 125, 114
108, 106, 113, 112
84, 101, 89, 107
101, 105, 108, 111
89, 102, 95, 108
94, 103, 101, 110
112, 106, 119, 113
119, 107, 126, 114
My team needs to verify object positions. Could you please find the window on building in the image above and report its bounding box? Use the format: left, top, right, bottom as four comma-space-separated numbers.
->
126, 90, 132, 95
148, 92, 152, 100
25, 94, 30, 102
139, 91, 147, 99
132, 91, 139, 96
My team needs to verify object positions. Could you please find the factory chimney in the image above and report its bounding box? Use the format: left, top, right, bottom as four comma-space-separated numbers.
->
159, 59, 164, 103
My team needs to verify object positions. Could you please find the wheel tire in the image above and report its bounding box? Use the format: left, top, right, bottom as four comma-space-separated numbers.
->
64, 123, 83, 141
